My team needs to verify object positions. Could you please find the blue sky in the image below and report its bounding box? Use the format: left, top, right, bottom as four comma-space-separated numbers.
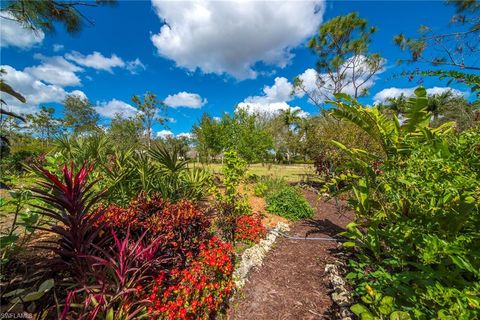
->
1, 0, 474, 137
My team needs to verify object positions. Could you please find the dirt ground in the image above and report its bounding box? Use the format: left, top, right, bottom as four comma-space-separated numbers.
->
228, 190, 353, 320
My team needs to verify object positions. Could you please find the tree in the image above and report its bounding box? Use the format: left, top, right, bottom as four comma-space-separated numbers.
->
428, 93, 478, 131
107, 113, 143, 150
277, 109, 303, 163
294, 12, 383, 106
26, 105, 60, 145
394, 0, 479, 71
222, 110, 273, 163
378, 90, 478, 131
131, 91, 167, 148
377, 95, 409, 118
192, 114, 224, 162
280, 108, 302, 127
1, 0, 116, 34
63, 94, 99, 136
157, 135, 191, 160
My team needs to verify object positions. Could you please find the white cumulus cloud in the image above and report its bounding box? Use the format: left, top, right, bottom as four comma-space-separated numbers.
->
237, 76, 308, 118
245, 77, 293, 104
150, 0, 325, 79
25, 54, 83, 87
70, 90, 87, 100
237, 101, 308, 118
65, 51, 125, 73
53, 44, 65, 52
0, 65, 86, 115
156, 129, 174, 139
0, 12, 45, 49
164, 92, 207, 108
373, 86, 467, 104
177, 132, 193, 139
95, 99, 139, 118
295, 55, 386, 105
126, 58, 146, 74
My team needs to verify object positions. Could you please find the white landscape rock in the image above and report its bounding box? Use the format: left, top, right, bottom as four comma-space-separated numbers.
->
325, 261, 354, 319
233, 222, 290, 288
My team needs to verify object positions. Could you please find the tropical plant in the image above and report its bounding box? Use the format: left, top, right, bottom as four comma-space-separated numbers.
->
265, 186, 314, 221
147, 237, 234, 319
98, 194, 210, 264
326, 86, 480, 318
235, 215, 267, 244
47, 137, 210, 205
0, 189, 42, 266
30, 162, 106, 278
350, 284, 411, 320
60, 229, 162, 320
211, 150, 251, 242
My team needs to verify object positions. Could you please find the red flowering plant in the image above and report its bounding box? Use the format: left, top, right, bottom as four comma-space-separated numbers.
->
97, 194, 210, 265
235, 215, 267, 244
146, 237, 235, 320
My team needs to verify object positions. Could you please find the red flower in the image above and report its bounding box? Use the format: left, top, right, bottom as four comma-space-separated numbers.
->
235, 215, 267, 244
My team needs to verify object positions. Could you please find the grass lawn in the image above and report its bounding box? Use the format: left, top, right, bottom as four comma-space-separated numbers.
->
193, 163, 322, 184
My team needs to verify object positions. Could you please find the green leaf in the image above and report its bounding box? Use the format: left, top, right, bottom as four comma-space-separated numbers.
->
38, 279, 54, 292
2, 288, 26, 298
106, 308, 114, 320
390, 311, 411, 320
343, 241, 357, 247
351, 303, 372, 316
378, 295, 394, 315
361, 294, 374, 304
10, 291, 45, 303
361, 313, 376, 320
0, 234, 19, 246
334, 92, 353, 101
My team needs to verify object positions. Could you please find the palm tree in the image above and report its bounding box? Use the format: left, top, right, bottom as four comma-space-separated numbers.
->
427, 90, 455, 122
380, 94, 408, 117
278, 108, 303, 163
280, 108, 302, 127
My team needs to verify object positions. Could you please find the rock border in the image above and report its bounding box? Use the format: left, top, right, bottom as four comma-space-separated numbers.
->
324, 259, 354, 320
233, 222, 290, 289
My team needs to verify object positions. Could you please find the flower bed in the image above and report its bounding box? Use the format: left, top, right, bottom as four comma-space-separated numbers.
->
2, 164, 236, 319
235, 214, 267, 244
147, 237, 234, 319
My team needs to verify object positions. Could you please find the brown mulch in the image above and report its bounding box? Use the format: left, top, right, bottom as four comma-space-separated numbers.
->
228, 190, 353, 320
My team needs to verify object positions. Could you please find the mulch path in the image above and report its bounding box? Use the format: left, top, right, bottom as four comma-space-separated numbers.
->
228, 190, 353, 320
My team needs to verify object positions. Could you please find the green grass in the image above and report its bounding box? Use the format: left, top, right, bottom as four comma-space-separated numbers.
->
194, 163, 322, 184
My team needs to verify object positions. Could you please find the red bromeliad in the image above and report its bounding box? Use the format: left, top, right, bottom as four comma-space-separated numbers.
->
31, 162, 106, 276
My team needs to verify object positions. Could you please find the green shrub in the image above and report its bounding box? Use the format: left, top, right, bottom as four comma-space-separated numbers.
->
328, 89, 480, 319
266, 186, 314, 220
259, 176, 288, 195
253, 182, 268, 197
